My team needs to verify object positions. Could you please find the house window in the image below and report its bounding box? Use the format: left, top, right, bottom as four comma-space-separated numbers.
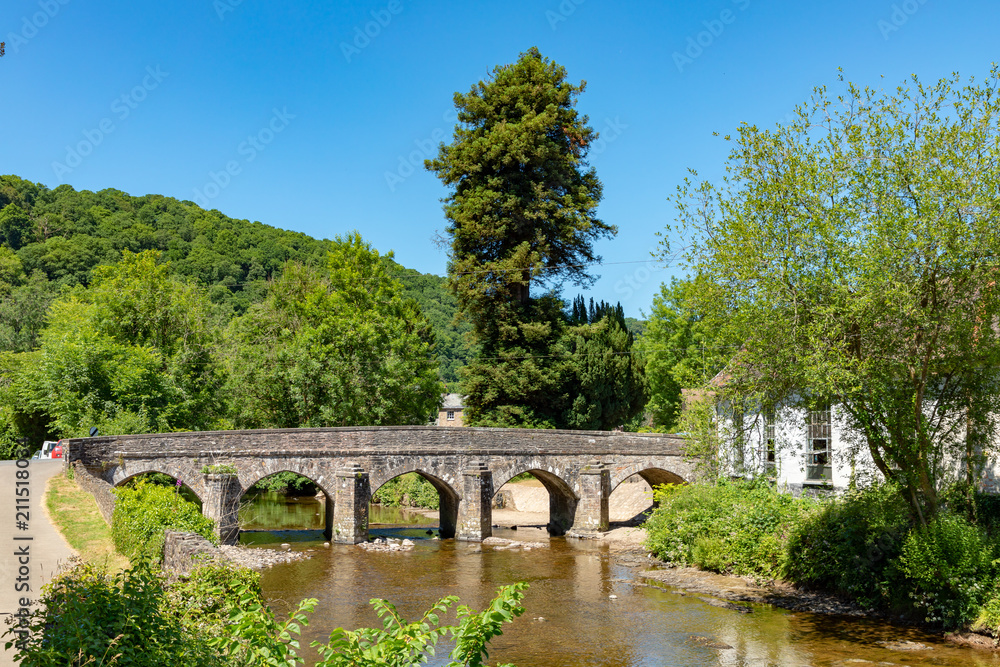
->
806, 403, 832, 482
762, 408, 776, 476
446, 411, 455, 421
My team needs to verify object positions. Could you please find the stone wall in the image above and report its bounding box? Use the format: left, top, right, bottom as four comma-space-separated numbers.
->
71, 461, 116, 525
61, 426, 686, 465
162, 530, 224, 576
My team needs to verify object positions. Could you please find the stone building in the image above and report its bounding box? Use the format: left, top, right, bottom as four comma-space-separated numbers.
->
437, 393, 466, 426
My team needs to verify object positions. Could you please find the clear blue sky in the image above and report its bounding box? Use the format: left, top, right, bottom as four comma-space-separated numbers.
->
2, 0, 998, 317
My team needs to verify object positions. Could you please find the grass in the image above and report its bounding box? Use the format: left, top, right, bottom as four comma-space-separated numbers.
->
45, 471, 130, 573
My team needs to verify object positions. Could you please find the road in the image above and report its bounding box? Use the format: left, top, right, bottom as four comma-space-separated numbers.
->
0, 460, 75, 667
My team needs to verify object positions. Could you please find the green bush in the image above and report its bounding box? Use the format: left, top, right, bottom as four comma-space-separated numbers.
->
4, 559, 218, 667
372, 473, 440, 510
163, 563, 265, 641
112, 478, 217, 562
896, 513, 995, 627
644, 479, 814, 579
784, 482, 911, 609
973, 586, 1000, 637
314, 583, 527, 667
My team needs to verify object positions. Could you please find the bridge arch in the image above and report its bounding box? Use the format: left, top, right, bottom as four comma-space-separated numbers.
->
371, 469, 461, 539
111, 461, 206, 503
610, 464, 686, 493
239, 461, 334, 499
493, 464, 579, 535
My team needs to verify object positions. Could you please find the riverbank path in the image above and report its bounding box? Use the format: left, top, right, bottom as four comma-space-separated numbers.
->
0, 460, 75, 667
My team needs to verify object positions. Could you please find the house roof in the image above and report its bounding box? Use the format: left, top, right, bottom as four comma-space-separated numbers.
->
441, 393, 466, 409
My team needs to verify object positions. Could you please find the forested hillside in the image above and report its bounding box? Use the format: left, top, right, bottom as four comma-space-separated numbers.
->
0, 175, 473, 383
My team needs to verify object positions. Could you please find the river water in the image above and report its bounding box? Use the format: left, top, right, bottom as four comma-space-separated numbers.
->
240, 492, 1000, 667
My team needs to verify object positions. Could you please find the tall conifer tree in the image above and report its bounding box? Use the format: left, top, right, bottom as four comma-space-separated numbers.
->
427, 47, 632, 428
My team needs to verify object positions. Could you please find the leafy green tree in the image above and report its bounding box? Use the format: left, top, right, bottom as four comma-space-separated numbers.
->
225, 233, 443, 428
640, 277, 728, 430
0, 270, 53, 353
9, 251, 223, 437
427, 47, 627, 427
0, 245, 23, 295
669, 70, 1000, 523
562, 297, 646, 430
426, 46, 612, 317
0, 203, 33, 250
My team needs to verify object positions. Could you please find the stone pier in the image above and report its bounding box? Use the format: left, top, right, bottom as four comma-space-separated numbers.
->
457, 461, 493, 541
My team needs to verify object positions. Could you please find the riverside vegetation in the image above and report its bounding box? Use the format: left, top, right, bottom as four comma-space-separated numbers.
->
645, 479, 1000, 634
4, 473, 527, 666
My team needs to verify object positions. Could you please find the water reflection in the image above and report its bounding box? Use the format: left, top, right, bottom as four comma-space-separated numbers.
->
240, 493, 1000, 667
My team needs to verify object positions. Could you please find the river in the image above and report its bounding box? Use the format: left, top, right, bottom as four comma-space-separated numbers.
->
239, 491, 1000, 667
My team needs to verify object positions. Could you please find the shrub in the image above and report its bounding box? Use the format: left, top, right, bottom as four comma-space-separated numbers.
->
784, 482, 911, 609
896, 513, 995, 628
644, 479, 813, 579
314, 582, 528, 667
4, 559, 218, 667
372, 473, 440, 510
973, 587, 1000, 637
112, 478, 217, 562
163, 563, 265, 641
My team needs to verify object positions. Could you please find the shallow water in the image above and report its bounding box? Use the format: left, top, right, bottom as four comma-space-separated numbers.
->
242, 494, 1000, 667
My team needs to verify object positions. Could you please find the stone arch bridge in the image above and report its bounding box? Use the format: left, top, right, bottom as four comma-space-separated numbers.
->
65, 426, 690, 545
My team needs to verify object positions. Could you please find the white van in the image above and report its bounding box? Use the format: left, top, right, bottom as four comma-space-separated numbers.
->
31, 440, 63, 460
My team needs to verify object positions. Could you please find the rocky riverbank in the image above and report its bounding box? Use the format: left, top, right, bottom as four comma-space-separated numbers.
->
218, 543, 313, 569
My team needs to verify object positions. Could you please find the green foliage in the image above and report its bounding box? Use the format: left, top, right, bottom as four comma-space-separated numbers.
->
644, 480, 814, 580
314, 583, 527, 667
0, 270, 56, 353
163, 563, 266, 642
897, 514, 995, 627
427, 48, 640, 431
640, 277, 728, 430
0, 175, 473, 452
561, 298, 647, 430
203, 573, 316, 667
668, 70, 1000, 523
111, 478, 217, 562
372, 473, 441, 510
387, 259, 476, 389
0, 202, 34, 250
248, 471, 318, 495
4, 559, 218, 667
201, 464, 238, 475
784, 483, 911, 608
224, 234, 443, 428
8, 250, 223, 439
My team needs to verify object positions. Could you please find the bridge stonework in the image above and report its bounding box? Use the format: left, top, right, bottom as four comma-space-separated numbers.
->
64, 426, 689, 545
